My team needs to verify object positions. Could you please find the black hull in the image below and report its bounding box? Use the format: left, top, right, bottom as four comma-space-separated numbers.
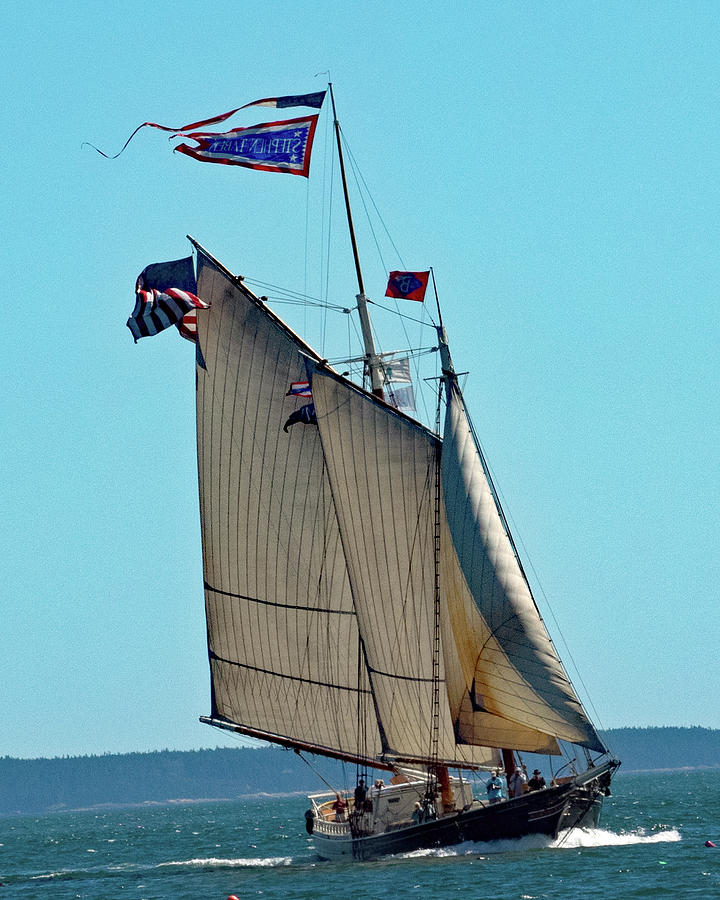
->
312, 764, 615, 861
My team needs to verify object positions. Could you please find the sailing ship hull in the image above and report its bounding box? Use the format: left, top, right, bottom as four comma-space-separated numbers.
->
311, 765, 614, 861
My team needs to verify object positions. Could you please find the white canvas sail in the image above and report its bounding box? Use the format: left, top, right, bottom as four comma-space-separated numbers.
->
310, 366, 497, 768
195, 248, 381, 760
193, 241, 604, 767
440, 380, 605, 752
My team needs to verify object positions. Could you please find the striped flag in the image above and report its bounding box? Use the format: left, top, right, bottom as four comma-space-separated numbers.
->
127, 287, 208, 343
287, 381, 312, 397
176, 307, 200, 343
127, 256, 208, 343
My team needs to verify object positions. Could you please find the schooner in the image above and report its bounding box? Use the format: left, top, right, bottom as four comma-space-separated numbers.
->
124, 84, 619, 860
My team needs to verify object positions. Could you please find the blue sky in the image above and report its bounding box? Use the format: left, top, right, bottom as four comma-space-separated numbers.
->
3, 1, 718, 759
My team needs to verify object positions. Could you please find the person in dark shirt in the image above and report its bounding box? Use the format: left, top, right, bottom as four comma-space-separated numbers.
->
527, 769, 546, 791
354, 778, 367, 809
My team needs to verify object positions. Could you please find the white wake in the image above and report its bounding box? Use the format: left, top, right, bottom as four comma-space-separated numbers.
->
158, 855, 295, 868
400, 827, 681, 858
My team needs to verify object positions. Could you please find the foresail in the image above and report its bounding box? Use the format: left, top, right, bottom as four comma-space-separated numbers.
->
439, 512, 562, 755
441, 383, 606, 753
310, 366, 498, 770
194, 248, 381, 759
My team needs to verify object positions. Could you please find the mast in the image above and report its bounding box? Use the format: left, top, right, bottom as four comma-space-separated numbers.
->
328, 82, 384, 398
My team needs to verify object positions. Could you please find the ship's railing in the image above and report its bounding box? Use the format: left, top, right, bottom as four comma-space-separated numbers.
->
313, 818, 351, 836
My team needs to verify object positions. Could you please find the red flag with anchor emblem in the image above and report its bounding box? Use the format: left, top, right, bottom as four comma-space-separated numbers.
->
385, 271, 430, 302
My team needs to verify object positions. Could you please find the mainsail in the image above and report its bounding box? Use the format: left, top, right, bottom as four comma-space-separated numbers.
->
195, 246, 380, 761
193, 239, 604, 768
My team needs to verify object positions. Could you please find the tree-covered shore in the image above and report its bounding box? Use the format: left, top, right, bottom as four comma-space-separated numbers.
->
1, 727, 718, 817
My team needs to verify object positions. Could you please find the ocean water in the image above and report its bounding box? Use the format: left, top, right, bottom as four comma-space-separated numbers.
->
1, 771, 717, 899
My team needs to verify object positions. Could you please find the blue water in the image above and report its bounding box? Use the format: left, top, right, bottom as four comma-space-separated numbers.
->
1, 772, 717, 899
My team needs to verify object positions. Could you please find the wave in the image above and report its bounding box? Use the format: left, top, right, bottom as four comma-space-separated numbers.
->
19, 854, 297, 885
157, 855, 295, 869
20, 829, 683, 883
552, 827, 682, 849
400, 827, 682, 858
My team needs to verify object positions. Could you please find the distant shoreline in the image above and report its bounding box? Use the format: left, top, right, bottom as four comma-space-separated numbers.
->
30, 768, 720, 817
2, 728, 719, 817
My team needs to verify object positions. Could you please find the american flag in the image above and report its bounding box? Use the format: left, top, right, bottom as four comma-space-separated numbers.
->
177, 307, 200, 343
127, 287, 208, 343
127, 256, 208, 343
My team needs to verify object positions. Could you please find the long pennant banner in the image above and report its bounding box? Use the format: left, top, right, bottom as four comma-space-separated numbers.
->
83, 90, 326, 163
174, 115, 319, 177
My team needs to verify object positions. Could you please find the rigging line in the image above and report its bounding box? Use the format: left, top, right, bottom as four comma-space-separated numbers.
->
340, 131, 416, 347
304, 163, 311, 342
326, 346, 438, 367
342, 138, 406, 267
473, 433, 607, 734
427, 382, 443, 773
241, 278, 311, 298
380, 346, 439, 359
366, 300, 438, 328
341, 132, 439, 425
260, 296, 349, 313
295, 749, 341, 794
342, 134, 434, 426
519, 546, 608, 735
338, 127, 438, 423
343, 136, 389, 273
346, 313, 365, 372
242, 280, 349, 311
321, 107, 337, 357
345, 311, 352, 369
